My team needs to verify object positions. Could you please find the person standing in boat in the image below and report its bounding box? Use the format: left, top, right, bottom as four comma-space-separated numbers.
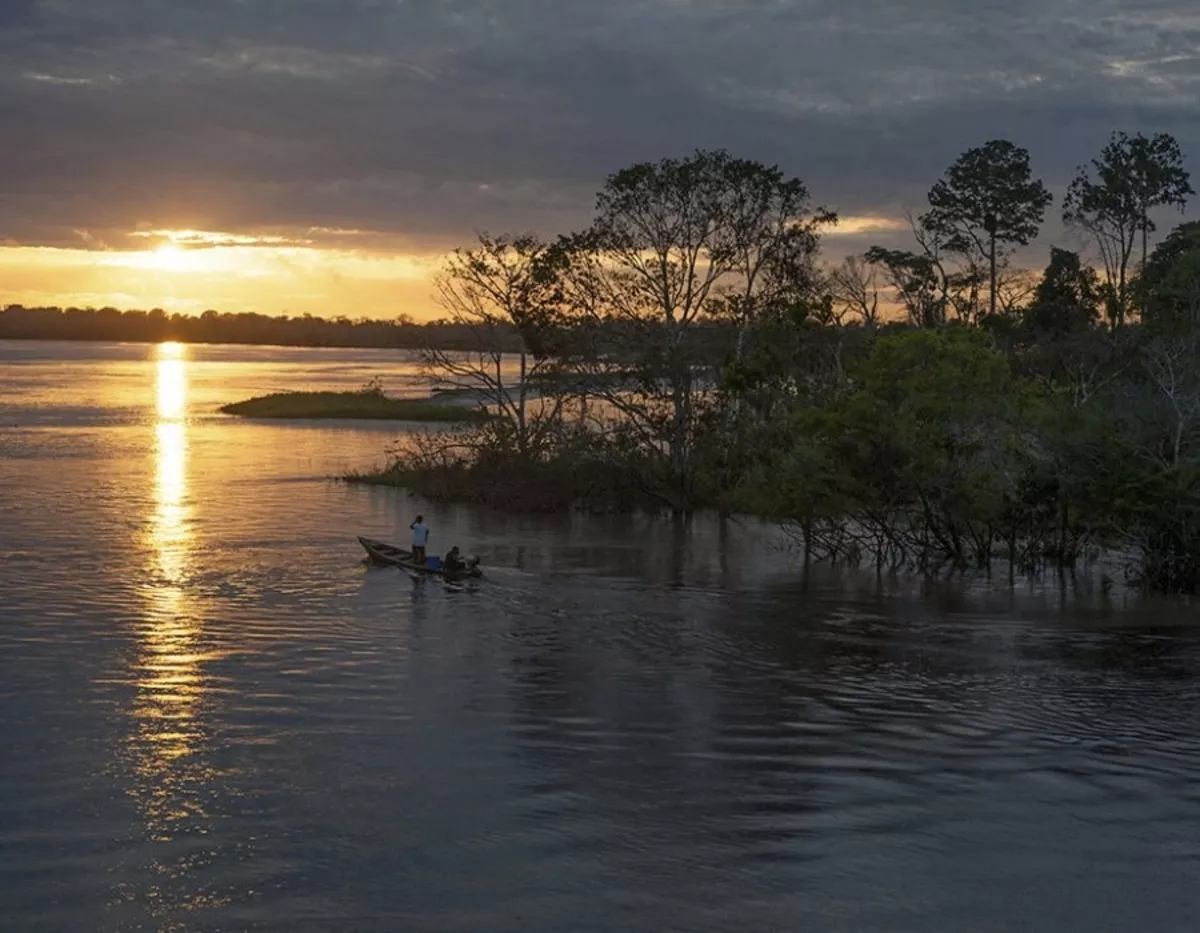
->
410, 515, 430, 564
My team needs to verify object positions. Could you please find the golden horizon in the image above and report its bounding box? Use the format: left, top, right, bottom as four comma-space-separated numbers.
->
0, 232, 450, 321
0, 214, 909, 322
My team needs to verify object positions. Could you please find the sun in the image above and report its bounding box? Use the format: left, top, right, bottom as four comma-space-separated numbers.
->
149, 244, 191, 272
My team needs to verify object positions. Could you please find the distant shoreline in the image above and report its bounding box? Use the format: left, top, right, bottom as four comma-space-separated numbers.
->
0, 304, 527, 353
0, 333, 449, 352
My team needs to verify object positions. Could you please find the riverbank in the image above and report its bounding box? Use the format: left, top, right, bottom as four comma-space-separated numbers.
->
220, 391, 491, 423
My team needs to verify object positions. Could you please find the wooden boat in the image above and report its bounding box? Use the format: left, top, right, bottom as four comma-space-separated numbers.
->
358, 536, 413, 566
357, 536, 483, 580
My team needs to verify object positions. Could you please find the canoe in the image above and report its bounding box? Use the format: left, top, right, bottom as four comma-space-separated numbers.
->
357, 536, 483, 580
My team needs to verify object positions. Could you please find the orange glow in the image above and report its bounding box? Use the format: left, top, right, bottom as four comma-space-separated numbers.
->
0, 231, 447, 319
826, 215, 909, 236
0, 218, 911, 320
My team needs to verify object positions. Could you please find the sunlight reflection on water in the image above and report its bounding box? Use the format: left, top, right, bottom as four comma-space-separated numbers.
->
127, 342, 218, 871
154, 344, 188, 586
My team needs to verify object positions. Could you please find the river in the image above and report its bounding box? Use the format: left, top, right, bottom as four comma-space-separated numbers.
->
1, 339, 1199, 932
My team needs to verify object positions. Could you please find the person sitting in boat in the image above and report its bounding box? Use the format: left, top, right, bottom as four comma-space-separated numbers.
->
409, 515, 429, 563
443, 546, 466, 574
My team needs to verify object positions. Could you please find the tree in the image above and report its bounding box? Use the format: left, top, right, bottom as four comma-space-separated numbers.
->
826, 255, 882, 331
1141, 333, 1200, 467
796, 328, 1032, 570
554, 149, 834, 510
1023, 247, 1100, 339
1095, 335, 1200, 592
1063, 131, 1193, 330
863, 243, 949, 329
922, 140, 1051, 319
1139, 221, 1200, 334
866, 208, 1002, 327
994, 266, 1040, 317
424, 232, 565, 459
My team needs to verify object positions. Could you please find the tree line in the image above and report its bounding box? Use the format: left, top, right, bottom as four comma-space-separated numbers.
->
0, 304, 528, 352
382, 133, 1200, 594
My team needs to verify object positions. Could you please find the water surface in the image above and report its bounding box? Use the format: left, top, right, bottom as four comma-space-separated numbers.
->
2, 340, 1199, 932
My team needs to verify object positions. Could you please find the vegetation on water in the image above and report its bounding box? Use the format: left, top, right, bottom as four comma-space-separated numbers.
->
221, 382, 490, 423
212, 135, 1200, 593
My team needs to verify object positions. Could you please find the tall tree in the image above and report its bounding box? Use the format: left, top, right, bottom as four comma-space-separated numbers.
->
1063, 131, 1193, 330
554, 149, 834, 509
921, 139, 1052, 320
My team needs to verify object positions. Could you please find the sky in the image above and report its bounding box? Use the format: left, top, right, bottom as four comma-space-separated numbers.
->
1, 0, 1199, 320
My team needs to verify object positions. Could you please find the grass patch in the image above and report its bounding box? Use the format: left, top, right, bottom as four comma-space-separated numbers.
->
220, 391, 491, 423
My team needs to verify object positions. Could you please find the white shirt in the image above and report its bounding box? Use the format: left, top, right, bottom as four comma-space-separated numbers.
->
410, 521, 429, 547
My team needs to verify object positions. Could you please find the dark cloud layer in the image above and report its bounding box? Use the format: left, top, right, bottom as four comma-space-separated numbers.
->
1, 0, 1199, 254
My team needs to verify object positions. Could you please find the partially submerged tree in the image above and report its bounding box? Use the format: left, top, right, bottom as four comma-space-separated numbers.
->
424, 232, 565, 458
353, 137, 1200, 592
922, 139, 1051, 320
746, 328, 1035, 571
1063, 131, 1193, 330
554, 149, 834, 510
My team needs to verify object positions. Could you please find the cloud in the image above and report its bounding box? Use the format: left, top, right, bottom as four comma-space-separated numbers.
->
0, 0, 1198, 267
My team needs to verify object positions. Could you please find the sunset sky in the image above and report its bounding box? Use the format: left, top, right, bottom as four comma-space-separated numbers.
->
2, 0, 1199, 320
